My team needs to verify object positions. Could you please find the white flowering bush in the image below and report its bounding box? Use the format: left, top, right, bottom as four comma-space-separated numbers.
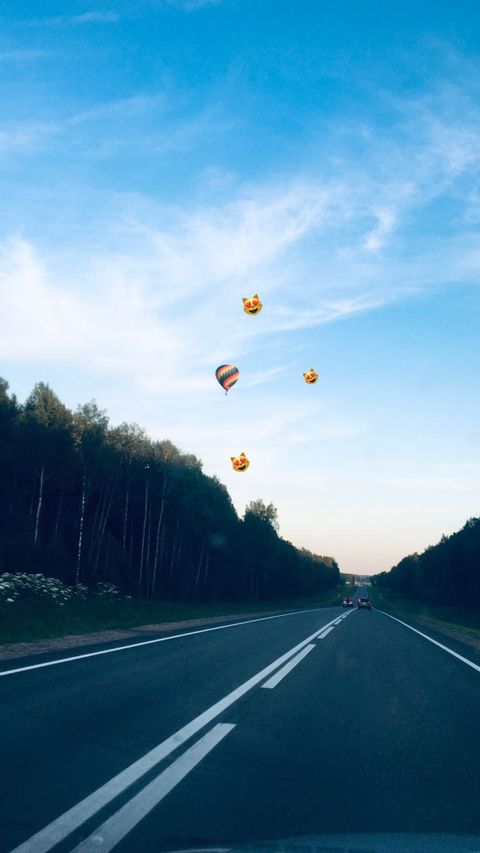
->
0, 573, 123, 605
94, 582, 121, 599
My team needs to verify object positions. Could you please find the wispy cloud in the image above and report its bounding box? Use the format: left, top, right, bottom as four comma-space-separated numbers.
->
3, 75, 480, 399
384, 478, 475, 493
363, 207, 397, 252
3, 92, 480, 395
0, 49, 49, 61
68, 95, 167, 126
38, 11, 119, 27
71, 12, 119, 23
0, 180, 339, 393
165, 0, 222, 11
2, 39, 480, 572
0, 122, 59, 154
0, 238, 181, 377
153, 107, 238, 155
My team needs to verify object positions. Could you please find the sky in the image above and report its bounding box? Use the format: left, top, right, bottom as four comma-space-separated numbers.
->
1, 0, 480, 574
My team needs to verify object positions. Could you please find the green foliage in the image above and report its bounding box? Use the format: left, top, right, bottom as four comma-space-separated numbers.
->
0, 572, 88, 604
245, 499, 279, 531
0, 374, 340, 604
374, 518, 480, 606
0, 572, 129, 607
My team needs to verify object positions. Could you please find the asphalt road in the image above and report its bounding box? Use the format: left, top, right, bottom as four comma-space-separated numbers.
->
1, 593, 480, 853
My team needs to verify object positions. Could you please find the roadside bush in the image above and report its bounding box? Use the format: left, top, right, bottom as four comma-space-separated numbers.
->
94, 581, 130, 600
0, 572, 124, 606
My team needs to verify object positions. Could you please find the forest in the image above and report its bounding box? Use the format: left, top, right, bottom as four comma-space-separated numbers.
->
0, 377, 340, 602
374, 517, 480, 606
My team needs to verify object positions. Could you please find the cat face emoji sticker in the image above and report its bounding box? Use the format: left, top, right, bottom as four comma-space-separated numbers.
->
231, 453, 250, 472
303, 369, 318, 384
242, 294, 262, 315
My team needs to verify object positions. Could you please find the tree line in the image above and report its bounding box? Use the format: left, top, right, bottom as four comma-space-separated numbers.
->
373, 517, 480, 606
0, 377, 340, 601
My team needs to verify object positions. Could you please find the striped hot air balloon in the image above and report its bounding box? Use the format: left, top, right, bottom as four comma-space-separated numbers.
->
215, 364, 239, 395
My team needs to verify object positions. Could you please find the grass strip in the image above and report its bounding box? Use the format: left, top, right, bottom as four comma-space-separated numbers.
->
370, 587, 480, 642
0, 587, 344, 645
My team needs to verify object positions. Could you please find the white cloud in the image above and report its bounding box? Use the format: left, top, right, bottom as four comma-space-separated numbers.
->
145, 182, 333, 292
0, 49, 49, 61
153, 107, 238, 155
68, 96, 165, 125
0, 122, 59, 154
38, 11, 119, 26
2, 124, 480, 396
383, 477, 476, 493
0, 238, 182, 375
3, 75, 480, 572
363, 207, 397, 252
71, 12, 119, 23
0, 181, 334, 386
165, 0, 222, 10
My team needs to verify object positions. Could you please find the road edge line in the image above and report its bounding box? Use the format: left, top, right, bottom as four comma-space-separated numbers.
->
0, 607, 336, 679
8, 614, 340, 853
376, 609, 480, 674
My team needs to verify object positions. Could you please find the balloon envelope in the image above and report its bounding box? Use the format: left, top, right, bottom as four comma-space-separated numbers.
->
215, 364, 240, 393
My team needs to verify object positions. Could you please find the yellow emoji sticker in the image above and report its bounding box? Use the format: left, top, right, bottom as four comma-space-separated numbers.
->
231, 453, 250, 472
242, 294, 262, 315
303, 369, 319, 384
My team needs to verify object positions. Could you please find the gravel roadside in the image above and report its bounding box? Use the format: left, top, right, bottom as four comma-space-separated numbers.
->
0, 608, 299, 661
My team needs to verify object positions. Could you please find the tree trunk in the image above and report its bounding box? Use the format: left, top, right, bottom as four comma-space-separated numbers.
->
139, 476, 149, 593
151, 476, 167, 597
29, 477, 36, 516
53, 491, 64, 538
151, 496, 165, 598
202, 548, 210, 587
105, 538, 110, 579
194, 539, 206, 594
169, 519, 180, 584
128, 517, 134, 571
122, 483, 129, 554
75, 468, 87, 585
176, 538, 182, 588
148, 506, 154, 591
89, 484, 106, 561
250, 560, 256, 597
94, 480, 116, 577
34, 464, 46, 546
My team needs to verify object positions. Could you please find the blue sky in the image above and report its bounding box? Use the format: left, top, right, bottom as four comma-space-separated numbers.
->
1, 0, 480, 573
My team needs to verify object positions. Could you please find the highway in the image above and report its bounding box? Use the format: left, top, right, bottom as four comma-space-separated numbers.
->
1, 593, 480, 852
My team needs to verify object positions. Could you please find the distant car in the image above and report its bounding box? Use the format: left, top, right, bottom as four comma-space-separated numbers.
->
342, 596, 354, 607
357, 596, 372, 609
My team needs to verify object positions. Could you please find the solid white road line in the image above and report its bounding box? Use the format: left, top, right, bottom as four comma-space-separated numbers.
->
9, 614, 341, 853
261, 644, 315, 689
377, 610, 480, 674
0, 607, 337, 679
317, 627, 334, 639
70, 724, 236, 853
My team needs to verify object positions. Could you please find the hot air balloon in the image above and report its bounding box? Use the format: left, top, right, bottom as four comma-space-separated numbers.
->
215, 364, 240, 394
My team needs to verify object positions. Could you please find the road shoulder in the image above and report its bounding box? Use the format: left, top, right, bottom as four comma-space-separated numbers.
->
0, 607, 317, 662
374, 607, 480, 666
